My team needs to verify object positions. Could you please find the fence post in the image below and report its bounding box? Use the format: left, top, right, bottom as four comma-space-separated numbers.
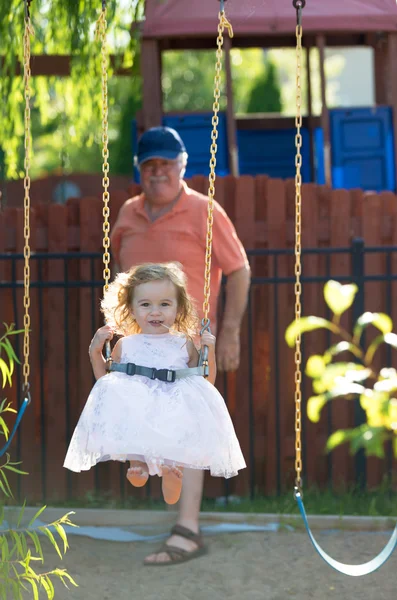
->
351, 237, 366, 488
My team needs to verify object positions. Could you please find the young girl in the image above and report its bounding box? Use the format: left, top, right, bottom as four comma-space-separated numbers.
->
64, 262, 245, 504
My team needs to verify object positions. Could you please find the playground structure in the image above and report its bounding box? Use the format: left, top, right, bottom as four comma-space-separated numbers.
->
2, 0, 397, 577
139, 0, 397, 192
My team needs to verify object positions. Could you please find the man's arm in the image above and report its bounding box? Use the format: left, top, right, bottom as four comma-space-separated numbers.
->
217, 264, 251, 372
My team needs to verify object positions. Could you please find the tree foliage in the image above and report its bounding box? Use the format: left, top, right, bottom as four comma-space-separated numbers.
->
0, 0, 144, 179
286, 281, 397, 459
0, 324, 77, 599
246, 58, 282, 114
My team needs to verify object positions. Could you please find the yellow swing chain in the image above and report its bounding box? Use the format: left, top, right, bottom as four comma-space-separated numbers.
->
95, 2, 112, 362
293, 0, 304, 493
95, 3, 111, 297
22, 3, 34, 400
202, 5, 233, 329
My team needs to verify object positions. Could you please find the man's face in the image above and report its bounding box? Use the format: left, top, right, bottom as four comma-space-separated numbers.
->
140, 158, 183, 205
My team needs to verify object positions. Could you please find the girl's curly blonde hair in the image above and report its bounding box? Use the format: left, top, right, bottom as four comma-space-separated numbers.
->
101, 262, 198, 337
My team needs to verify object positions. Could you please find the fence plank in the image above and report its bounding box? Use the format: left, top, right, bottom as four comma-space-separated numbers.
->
330, 189, 354, 489
77, 197, 103, 500
231, 176, 255, 497
362, 193, 384, 489
301, 183, 323, 487
265, 178, 289, 494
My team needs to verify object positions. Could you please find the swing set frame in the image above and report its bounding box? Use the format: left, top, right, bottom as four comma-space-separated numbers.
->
5, 0, 397, 577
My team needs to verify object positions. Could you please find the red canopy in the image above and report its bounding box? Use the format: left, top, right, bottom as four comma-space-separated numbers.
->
143, 0, 397, 38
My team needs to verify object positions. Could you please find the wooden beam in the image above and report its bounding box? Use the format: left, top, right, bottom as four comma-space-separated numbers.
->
0, 55, 134, 77
316, 34, 331, 187
224, 37, 239, 176
371, 33, 389, 105
305, 44, 316, 181
158, 33, 367, 52
236, 115, 321, 131
141, 39, 163, 129
387, 33, 397, 191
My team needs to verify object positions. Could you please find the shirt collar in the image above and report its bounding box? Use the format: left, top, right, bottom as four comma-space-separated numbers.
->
134, 181, 190, 222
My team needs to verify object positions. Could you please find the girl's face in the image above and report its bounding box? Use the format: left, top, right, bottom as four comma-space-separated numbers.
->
131, 279, 179, 334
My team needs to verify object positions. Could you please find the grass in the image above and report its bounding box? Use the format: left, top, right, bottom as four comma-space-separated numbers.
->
16, 482, 396, 518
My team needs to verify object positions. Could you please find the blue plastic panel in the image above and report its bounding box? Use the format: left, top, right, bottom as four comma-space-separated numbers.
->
330, 107, 395, 192
163, 113, 229, 178
237, 127, 312, 183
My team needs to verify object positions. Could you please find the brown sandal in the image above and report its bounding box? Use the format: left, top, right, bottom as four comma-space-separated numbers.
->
143, 524, 208, 567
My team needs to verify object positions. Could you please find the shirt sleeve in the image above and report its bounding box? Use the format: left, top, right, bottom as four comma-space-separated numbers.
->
211, 202, 249, 276
110, 201, 132, 265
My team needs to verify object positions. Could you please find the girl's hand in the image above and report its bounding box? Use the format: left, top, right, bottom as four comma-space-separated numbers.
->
201, 331, 216, 348
89, 325, 113, 355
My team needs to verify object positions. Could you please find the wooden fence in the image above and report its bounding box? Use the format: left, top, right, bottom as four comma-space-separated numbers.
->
1, 174, 397, 503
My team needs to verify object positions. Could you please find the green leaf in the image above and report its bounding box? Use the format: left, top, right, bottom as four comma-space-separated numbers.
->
53, 523, 69, 553
326, 429, 355, 452
354, 312, 393, 341
25, 531, 44, 562
17, 500, 26, 528
0, 469, 13, 497
324, 341, 363, 361
374, 378, 397, 393
26, 578, 39, 600
0, 358, 11, 388
394, 435, 397, 458
307, 395, 327, 423
0, 477, 11, 498
4, 336, 20, 364
305, 355, 327, 379
28, 506, 47, 527
312, 363, 368, 394
324, 280, 358, 316
0, 417, 10, 439
285, 317, 335, 348
41, 528, 62, 559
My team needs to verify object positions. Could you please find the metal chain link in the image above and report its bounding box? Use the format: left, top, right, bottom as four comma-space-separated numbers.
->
22, 9, 34, 398
294, 21, 303, 491
202, 10, 233, 325
95, 5, 111, 295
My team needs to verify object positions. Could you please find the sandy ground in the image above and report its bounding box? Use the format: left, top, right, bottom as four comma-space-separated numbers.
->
40, 528, 396, 600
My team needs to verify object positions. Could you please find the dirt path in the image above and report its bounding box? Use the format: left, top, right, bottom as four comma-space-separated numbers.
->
44, 530, 395, 600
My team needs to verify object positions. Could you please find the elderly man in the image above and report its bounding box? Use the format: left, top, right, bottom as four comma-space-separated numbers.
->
111, 126, 250, 566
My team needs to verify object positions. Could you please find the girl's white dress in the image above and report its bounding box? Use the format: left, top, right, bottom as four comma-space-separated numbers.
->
64, 333, 246, 478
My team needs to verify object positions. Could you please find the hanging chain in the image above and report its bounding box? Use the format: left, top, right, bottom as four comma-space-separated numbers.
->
95, 4, 110, 295
22, 5, 34, 399
202, 10, 233, 325
294, 4, 304, 492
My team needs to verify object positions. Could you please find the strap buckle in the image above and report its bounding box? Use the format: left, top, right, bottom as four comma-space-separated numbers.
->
126, 363, 136, 376
154, 368, 176, 383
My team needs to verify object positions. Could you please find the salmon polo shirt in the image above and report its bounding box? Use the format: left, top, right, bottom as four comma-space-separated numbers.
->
110, 181, 249, 329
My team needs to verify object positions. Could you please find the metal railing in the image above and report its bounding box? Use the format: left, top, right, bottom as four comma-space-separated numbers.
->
1, 238, 397, 502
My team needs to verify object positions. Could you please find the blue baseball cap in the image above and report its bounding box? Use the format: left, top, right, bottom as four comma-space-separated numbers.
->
137, 126, 186, 165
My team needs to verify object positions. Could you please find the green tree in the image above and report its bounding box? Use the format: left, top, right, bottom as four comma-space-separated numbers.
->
246, 59, 282, 114
0, 0, 144, 179
0, 324, 77, 599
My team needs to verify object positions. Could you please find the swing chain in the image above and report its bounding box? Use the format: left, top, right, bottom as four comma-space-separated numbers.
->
203, 8, 233, 327
95, 5, 111, 296
294, 14, 303, 492
292, 0, 306, 27
22, 2, 34, 394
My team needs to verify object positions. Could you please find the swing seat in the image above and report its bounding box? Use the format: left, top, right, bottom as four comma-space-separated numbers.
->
295, 491, 397, 576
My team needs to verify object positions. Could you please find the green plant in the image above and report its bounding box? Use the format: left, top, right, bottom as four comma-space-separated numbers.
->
0, 324, 77, 599
286, 281, 397, 459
